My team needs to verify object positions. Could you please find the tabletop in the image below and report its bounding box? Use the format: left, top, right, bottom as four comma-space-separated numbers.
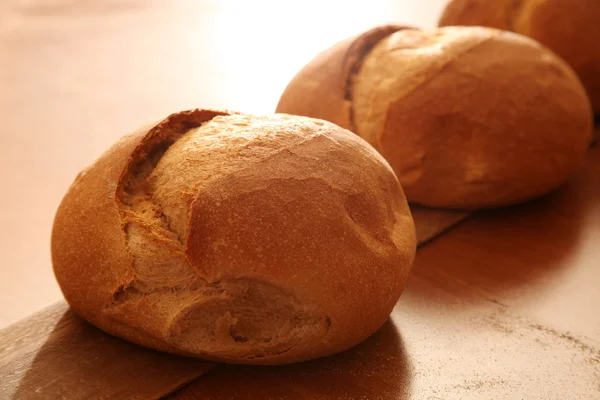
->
1, 1, 599, 399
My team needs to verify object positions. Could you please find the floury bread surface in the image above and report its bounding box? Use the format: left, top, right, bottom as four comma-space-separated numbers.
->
277, 26, 593, 209
51, 109, 416, 365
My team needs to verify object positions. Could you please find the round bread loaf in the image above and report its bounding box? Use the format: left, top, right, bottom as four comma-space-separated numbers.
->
439, 0, 600, 114
51, 109, 416, 365
277, 26, 593, 209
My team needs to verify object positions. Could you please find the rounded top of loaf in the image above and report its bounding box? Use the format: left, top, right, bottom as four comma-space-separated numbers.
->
51, 109, 416, 364
351, 26, 593, 208
439, 0, 600, 113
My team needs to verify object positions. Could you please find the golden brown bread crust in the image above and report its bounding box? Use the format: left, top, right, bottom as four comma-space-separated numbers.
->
276, 26, 593, 209
439, 0, 600, 114
51, 109, 416, 365
275, 25, 411, 131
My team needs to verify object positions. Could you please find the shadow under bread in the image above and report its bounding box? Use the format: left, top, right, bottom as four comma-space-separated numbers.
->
405, 142, 600, 307
167, 318, 412, 400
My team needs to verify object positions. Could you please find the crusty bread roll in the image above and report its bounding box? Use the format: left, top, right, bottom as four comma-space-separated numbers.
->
276, 26, 593, 209
439, 0, 600, 115
51, 109, 416, 365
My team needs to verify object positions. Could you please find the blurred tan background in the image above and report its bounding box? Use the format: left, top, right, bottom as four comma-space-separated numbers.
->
0, 0, 448, 328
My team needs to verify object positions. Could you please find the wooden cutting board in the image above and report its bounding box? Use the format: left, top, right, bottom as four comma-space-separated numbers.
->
0, 303, 215, 400
0, 207, 469, 400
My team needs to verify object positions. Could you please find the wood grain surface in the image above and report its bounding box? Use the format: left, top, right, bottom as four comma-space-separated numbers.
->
168, 144, 600, 399
0, 303, 216, 400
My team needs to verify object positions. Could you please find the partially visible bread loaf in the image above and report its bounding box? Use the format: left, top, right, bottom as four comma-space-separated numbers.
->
275, 25, 411, 129
439, 0, 600, 114
277, 26, 593, 209
51, 109, 416, 365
